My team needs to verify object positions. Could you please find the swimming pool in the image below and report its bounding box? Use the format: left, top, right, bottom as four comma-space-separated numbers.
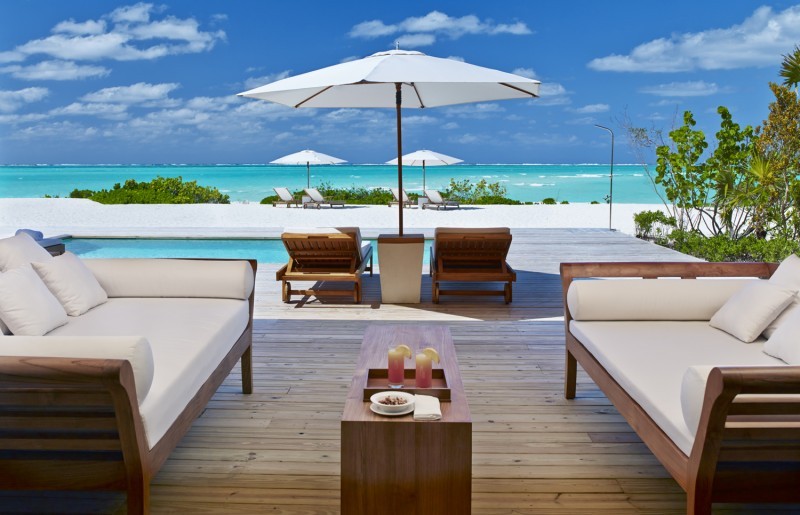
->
64, 237, 378, 264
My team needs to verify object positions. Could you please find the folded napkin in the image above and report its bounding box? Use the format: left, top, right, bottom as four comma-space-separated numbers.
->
414, 394, 442, 421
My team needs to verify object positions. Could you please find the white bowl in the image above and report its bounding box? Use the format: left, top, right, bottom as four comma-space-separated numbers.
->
370, 391, 415, 413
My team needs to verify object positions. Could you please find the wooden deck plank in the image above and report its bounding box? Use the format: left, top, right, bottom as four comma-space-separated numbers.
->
5, 228, 796, 513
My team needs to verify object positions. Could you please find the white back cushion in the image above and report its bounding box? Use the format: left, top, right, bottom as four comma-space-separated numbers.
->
0, 336, 154, 403
710, 281, 796, 342
425, 189, 443, 203
0, 266, 68, 335
31, 252, 108, 316
84, 259, 254, 300
567, 279, 755, 321
764, 308, 800, 364
764, 254, 800, 338
0, 232, 52, 272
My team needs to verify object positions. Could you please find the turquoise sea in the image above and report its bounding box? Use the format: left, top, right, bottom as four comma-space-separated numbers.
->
0, 164, 662, 204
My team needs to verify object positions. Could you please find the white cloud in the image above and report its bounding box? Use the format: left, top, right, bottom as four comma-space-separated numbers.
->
0, 87, 49, 112
81, 82, 179, 104
0, 112, 49, 124
0, 3, 225, 69
397, 34, 436, 48
441, 122, 459, 130
0, 60, 110, 80
534, 83, 571, 106
50, 102, 129, 120
511, 67, 537, 79
574, 103, 609, 114
588, 5, 800, 72
444, 103, 505, 118
349, 11, 531, 41
640, 80, 719, 97
243, 70, 291, 90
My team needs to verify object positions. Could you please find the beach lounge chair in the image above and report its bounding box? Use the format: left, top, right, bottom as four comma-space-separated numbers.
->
429, 227, 516, 303
272, 187, 300, 207
277, 227, 373, 303
303, 188, 346, 209
422, 189, 460, 210
388, 188, 414, 208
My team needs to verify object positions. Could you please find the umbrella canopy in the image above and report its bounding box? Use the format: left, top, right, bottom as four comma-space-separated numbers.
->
239, 49, 540, 234
386, 149, 463, 191
270, 149, 346, 188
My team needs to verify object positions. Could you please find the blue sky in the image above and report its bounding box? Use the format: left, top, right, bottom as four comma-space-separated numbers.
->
0, 1, 798, 165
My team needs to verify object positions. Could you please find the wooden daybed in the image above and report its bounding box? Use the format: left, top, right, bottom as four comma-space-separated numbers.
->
561, 261, 800, 514
430, 227, 516, 303
0, 258, 257, 514
277, 228, 373, 303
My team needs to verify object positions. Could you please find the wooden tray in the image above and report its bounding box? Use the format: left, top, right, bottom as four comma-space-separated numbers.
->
363, 368, 451, 401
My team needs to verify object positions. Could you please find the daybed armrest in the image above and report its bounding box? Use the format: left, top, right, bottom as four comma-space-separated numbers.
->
1, 336, 154, 402
85, 258, 255, 300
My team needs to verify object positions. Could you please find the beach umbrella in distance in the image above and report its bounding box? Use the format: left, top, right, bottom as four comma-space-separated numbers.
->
270, 149, 346, 189
238, 49, 540, 235
386, 149, 463, 192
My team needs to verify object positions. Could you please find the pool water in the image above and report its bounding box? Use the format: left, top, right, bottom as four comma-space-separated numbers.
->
65, 237, 380, 264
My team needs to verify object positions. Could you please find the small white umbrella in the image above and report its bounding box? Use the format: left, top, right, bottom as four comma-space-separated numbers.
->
270, 149, 346, 188
386, 149, 463, 191
239, 49, 540, 235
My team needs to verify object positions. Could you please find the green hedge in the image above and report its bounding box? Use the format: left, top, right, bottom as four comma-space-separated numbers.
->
68, 176, 229, 204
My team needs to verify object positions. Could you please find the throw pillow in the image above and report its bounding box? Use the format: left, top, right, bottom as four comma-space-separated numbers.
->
763, 253, 800, 339
710, 281, 796, 342
0, 266, 68, 335
31, 252, 108, 316
0, 232, 52, 272
763, 308, 800, 364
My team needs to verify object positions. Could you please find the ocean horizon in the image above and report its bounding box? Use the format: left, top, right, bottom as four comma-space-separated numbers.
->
0, 163, 664, 204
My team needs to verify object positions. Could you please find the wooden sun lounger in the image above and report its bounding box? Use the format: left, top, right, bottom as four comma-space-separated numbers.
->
423, 189, 460, 210
561, 261, 800, 515
276, 229, 373, 303
303, 188, 345, 209
272, 187, 300, 207
429, 227, 515, 303
388, 188, 414, 208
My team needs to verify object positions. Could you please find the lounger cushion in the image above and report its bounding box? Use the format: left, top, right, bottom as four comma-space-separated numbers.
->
710, 281, 796, 342
1, 336, 155, 403
0, 266, 68, 336
763, 254, 800, 338
31, 252, 108, 316
570, 320, 782, 455
84, 258, 254, 300
568, 279, 754, 321
49, 297, 249, 449
764, 308, 800, 364
0, 232, 52, 272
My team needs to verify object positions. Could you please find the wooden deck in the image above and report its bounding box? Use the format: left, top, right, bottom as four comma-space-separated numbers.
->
5, 229, 795, 513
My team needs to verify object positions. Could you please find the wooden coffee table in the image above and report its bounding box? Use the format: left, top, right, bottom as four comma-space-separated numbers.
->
341, 324, 472, 515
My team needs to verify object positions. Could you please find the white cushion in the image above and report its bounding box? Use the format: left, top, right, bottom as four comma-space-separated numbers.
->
0, 232, 52, 272
0, 336, 154, 403
710, 281, 796, 342
567, 279, 754, 321
764, 308, 800, 364
764, 254, 800, 338
0, 319, 9, 336
31, 252, 108, 316
680, 365, 715, 437
83, 259, 254, 300
49, 297, 249, 449
570, 320, 783, 455
0, 266, 67, 335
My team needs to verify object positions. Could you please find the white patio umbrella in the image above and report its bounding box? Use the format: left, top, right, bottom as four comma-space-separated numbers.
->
270, 149, 346, 189
386, 149, 463, 191
238, 49, 540, 235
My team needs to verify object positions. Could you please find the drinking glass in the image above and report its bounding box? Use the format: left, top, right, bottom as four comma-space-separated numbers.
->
415, 349, 433, 388
387, 345, 406, 388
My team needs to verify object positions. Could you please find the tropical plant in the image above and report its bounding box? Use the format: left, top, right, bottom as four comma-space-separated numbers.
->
443, 178, 521, 205
780, 45, 800, 90
68, 176, 230, 204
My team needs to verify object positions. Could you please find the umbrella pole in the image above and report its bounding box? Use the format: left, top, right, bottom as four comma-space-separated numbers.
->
422, 161, 426, 192
395, 83, 403, 236
306, 162, 310, 189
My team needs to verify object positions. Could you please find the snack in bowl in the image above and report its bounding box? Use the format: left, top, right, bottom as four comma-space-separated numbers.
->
370, 391, 415, 413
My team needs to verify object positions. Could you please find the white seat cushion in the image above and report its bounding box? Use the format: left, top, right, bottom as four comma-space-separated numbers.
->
0, 232, 52, 272
49, 297, 249, 449
0, 266, 68, 336
31, 252, 108, 316
570, 320, 783, 455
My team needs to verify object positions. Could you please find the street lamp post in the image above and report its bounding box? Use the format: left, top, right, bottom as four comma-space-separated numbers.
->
594, 124, 614, 231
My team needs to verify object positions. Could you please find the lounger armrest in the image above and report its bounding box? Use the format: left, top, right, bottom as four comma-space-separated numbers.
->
85, 258, 256, 300
276, 263, 288, 280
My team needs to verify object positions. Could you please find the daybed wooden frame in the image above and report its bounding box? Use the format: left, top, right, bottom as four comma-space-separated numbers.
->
561, 261, 800, 515
0, 259, 257, 514
430, 231, 516, 303
277, 233, 373, 303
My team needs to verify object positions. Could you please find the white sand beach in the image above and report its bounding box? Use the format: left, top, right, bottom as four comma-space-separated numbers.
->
0, 198, 667, 238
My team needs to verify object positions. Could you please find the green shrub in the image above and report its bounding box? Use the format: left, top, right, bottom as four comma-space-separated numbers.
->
634, 210, 677, 242
541, 197, 557, 205
670, 230, 800, 262
560, 200, 569, 205
443, 178, 521, 205
590, 200, 600, 204
69, 176, 229, 204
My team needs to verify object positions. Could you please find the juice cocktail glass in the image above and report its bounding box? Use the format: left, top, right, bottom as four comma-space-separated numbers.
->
415, 347, 440, 388
387, 344, 411, 388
